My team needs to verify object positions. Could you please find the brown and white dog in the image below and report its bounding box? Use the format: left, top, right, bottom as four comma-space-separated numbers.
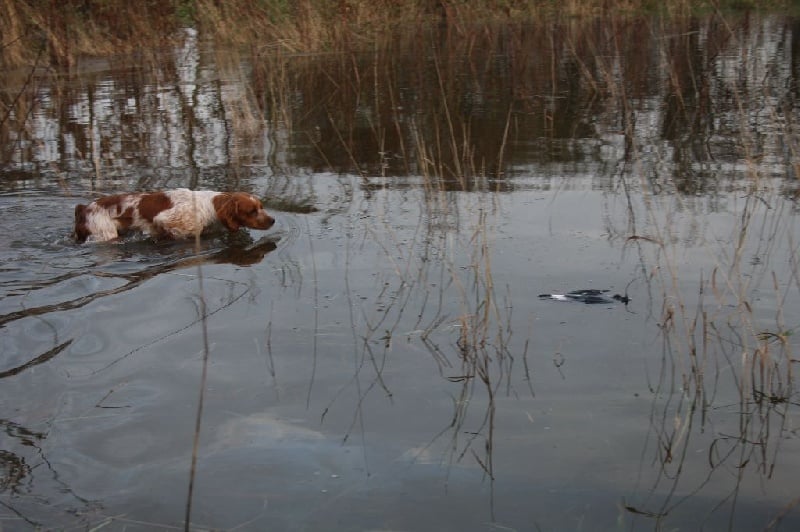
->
73, 189, 275, 243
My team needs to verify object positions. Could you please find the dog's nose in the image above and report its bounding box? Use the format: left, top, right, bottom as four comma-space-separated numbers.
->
260, 213, 275, 229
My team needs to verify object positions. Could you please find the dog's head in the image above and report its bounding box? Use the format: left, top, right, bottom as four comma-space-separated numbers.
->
214, 193, 275, 232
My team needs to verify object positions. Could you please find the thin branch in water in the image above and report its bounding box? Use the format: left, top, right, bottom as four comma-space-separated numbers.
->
305, 217, 319, 409
184, 234, 212, 530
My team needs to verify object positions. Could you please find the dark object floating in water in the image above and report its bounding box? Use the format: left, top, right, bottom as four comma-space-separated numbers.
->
538, 289, 630, 305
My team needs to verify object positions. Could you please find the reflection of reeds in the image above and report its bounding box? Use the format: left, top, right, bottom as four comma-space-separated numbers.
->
599, 13, 800, 527
436, 208, 515, 486
251, 13, 800, 523
626, 195, 798, 526
9, 13, 768, 190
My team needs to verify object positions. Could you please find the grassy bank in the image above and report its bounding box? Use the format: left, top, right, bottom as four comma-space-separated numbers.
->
1, 0, 790, 68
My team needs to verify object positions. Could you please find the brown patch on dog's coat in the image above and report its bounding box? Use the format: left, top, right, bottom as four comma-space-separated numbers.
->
138, 192, 172, 222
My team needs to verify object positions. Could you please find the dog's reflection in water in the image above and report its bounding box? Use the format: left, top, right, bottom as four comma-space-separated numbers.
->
0, 237, 280, 383
90, 232, 279, 272
157, 235, 279, 270
208, 238, 277, 266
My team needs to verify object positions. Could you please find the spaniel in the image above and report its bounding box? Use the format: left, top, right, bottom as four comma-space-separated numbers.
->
73, 189, 275, 243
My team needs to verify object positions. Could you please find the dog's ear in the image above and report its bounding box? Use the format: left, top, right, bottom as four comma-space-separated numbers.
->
213, 194, 240, 232
73, 204, 89, 242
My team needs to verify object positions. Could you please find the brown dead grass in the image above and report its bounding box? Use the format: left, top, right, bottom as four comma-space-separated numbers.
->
3, 0, 788, 68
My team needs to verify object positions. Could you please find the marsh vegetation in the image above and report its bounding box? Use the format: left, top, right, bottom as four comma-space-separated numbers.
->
1, 2, 799, 530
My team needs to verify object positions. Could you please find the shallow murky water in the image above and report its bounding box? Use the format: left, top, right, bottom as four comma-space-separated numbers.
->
1, 14, 800, 531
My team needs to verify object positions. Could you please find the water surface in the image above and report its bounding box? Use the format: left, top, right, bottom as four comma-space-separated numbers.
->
1, 14, 799, 531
